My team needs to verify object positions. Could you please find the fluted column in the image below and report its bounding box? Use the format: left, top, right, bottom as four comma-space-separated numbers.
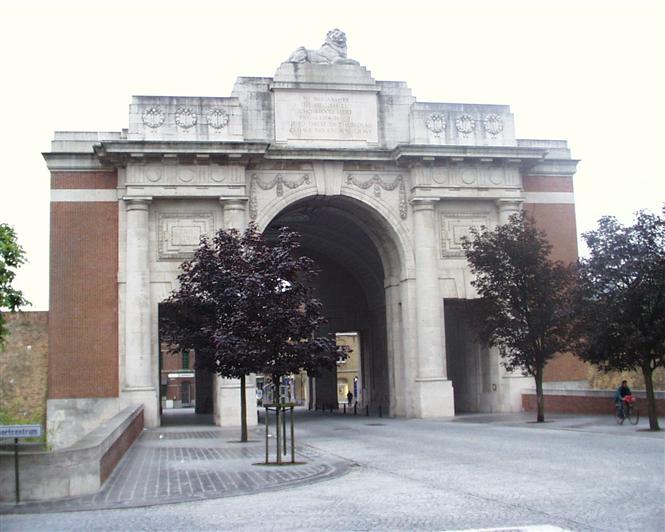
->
124, 197, 153, 390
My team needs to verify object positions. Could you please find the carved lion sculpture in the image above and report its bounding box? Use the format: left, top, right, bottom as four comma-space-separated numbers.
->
287, 28, 359, 65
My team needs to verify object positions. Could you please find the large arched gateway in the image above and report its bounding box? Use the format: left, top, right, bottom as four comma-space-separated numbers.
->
44, 30, 583, 448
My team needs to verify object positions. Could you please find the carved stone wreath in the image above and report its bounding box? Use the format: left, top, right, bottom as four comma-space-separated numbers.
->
346, 174, 407, 219
484, 113, 504, 137
249, 173, 311, 220
455, 114, 476, 137
142, 106, 165, 129
425, 113, 446, 137
175, 107, 198, 129
207, 108, 229, 130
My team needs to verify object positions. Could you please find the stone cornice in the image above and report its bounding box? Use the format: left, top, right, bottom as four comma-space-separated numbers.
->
524, 159, 579, 177
92, 140, 271, 166
265, 144, 553, 165
43, 152, 115, 172
46, 140, 579, 177
393, 144, 547, 162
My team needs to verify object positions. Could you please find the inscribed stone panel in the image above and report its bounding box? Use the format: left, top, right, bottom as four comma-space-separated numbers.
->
274, 90, 378, 144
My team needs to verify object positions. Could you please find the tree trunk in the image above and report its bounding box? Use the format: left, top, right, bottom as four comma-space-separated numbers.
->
535, 367, 545, 423
240, 374, 248, 442
641, 364, 660, 431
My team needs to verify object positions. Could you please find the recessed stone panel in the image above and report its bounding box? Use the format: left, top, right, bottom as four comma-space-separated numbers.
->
158, 213, 214, 260
440, 213, 490, 257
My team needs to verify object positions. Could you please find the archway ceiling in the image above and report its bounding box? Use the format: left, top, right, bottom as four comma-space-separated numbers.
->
265, 197, 386, 299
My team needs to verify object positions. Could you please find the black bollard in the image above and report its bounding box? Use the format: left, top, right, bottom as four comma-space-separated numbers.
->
354, 403, 357, 416
366, 404, 369, 416
282, 406, 287, 456
343, 404, 346, 414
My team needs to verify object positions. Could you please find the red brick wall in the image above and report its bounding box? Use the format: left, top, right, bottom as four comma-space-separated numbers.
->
523, 174, 586, 381
544, 352, 588, 382
161, 349, 196, 402
162, 350, 194, 371
523, 174, 577, 264
522, 393, 664, 416
48, 171, 119, 398
51, 171, 117, 189
524, 203, 578, 264
99, 409, 144, 484
523, 175, 574, 193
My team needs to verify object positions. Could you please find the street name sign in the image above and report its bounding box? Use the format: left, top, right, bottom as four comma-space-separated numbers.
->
0, 424, 42, 438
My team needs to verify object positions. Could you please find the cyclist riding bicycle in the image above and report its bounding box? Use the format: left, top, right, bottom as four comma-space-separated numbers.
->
614, 380, 632, 417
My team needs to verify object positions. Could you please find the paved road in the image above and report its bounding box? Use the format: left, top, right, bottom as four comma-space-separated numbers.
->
1, 411, 663, 531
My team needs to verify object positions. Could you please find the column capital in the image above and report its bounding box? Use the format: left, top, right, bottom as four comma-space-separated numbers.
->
219, 196, 249, 206
123, 196, 152, 211
410, 197, 438, 211
496, 198, 524, 209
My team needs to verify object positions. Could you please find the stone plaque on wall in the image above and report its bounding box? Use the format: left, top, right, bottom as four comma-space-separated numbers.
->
440, 213, 490, 258
274, 90, 378, 145
159, 213, 214, 260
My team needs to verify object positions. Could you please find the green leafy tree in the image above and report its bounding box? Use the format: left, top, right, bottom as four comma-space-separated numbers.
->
0, 223, 30, 348
462, 212, 575, 422
574, 208, 665, 431
161, 224, 347, 441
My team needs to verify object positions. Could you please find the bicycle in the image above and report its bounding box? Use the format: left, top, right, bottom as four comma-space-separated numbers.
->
615, 395, 639, 425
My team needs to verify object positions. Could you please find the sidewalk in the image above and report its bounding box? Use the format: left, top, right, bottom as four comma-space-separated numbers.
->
450, 411, 665, 437
1, 420, 351, 515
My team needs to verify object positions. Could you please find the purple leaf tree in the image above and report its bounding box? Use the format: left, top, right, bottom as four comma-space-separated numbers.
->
161, 224, 348, 441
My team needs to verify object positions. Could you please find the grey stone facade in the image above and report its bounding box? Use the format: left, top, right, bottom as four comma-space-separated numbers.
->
44, 30, 578, 444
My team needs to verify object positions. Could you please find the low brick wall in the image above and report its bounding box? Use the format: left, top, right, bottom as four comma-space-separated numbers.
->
522, 389, 665, 416
100, 408, 143, 484
0, 406, 143, 502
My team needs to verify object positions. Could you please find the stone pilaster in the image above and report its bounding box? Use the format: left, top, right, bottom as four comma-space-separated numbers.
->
495, 198, 530, 411
215, 197, 257, 428
496, 198, 523, 225
123, 197, 159, 426
124, 197, 152, 389
411, 198, 454, 417
221, 197, 248, 231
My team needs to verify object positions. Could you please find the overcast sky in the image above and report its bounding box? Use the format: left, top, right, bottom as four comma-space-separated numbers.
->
1, 0, 663, 310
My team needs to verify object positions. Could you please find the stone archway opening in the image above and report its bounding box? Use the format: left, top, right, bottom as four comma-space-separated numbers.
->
157, 302, 215, 426
264, 195, 400, 413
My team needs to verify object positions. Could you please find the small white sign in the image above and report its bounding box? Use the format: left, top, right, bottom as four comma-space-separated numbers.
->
168, 372, 195, 378
0, 424, 42, 438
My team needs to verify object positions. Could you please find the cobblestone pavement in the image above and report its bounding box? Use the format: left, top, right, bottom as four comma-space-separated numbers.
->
1, 421, 351, 514
1, 411, 663, 531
